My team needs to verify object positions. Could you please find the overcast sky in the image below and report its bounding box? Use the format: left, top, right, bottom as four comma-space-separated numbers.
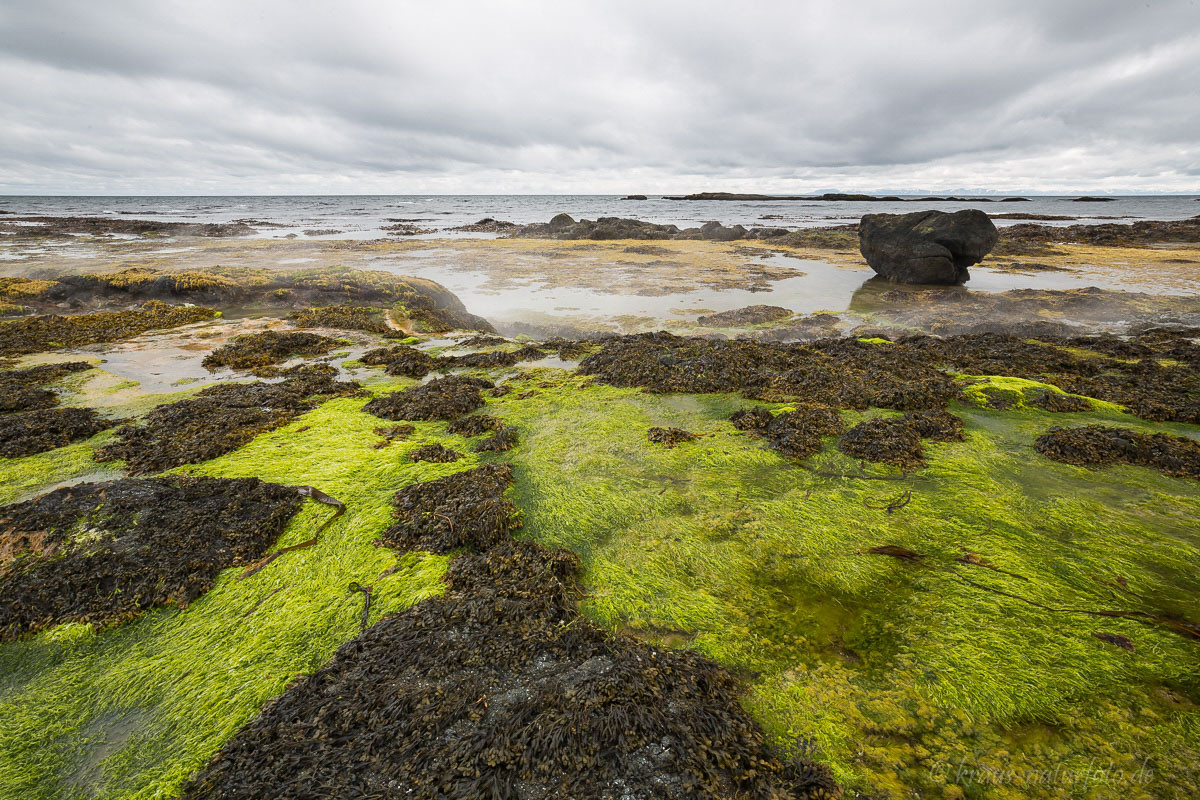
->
1, 0, 1198, 195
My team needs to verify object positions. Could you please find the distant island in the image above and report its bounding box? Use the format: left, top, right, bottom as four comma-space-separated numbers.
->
661, 191, 1035, 202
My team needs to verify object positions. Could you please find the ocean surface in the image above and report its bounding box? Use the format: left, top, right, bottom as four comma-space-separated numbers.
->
1, 195, 1198, 240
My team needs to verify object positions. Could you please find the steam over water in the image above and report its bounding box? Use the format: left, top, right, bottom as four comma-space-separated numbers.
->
2, 195, 1197, 240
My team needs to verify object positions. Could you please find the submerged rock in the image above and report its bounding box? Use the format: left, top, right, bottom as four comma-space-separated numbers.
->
858, 210, 999, 284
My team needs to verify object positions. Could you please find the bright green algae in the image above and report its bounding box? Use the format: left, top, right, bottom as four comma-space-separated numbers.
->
0, 359, 1197, 798
0, 392, 458, 799
487, 372, 1200, 798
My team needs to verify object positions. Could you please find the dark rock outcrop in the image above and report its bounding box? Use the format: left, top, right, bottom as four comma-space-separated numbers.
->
858, 210, 999, 284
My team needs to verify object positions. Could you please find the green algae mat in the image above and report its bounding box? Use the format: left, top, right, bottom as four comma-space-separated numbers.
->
1, 338, 1198, 798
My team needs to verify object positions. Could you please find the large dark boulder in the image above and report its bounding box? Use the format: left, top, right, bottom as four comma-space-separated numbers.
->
858, 210, 998, 284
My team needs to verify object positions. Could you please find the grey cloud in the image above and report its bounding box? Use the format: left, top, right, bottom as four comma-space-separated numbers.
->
0, 0, 1198, 193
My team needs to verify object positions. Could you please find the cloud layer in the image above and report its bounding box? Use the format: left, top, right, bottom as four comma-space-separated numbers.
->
1, 0, 1198, 194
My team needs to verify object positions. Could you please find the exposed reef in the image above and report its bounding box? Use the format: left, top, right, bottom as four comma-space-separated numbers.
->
0, 266, 493, 334
0, 300, 218, 357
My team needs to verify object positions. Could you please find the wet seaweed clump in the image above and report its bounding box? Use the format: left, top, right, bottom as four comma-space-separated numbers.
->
0, 360, 92, 413
378, 463, 521, 553
0, 407, 115, 458
289, 304, 396, 336
94, 374, 360, 474
409, 443, 462, 463
579, 332, 958, 411
0, 477, 302, 641
179, 538, 839, 800
439, 345, 547, 369
360, 344, 436, 378
446, 413, 502, 436
458, 334, 508, 348
838, 416, 925, 471
202, 330, 338, 375
1029, 390, 1093, 413
364, 375, 493, 422
1035, 425, 1200, 479
903, 409, 966, 442
473, 425, 518, 453
0, 301, 218, 357
732, 405, 845, 460
648, 426, 699, 447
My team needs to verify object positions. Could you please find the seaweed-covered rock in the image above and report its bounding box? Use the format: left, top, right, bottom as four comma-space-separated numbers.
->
438, 345, 547, 369
838, 416, 925, 471
1029, 391, 1093, 413
409, 443, 462, 463
0, 477, 302, 641
364, 376, 492, 422
179, 539, 839, 800
289, 305, 397, 336
0, 361, 92, 413
903, 409, 965, 441
730, 405, 844, 460
765, 406, 845, 460
697, 305, 791, 327
0, 407, 115, 458
1035, 425, 1199, 479
446, 414, 503, 436
202, 330, 338, 375
648, 426, 699, 447
0, 301, 218, 357
381, 346, 436, 378
378, 463, 522, 553
94, 374, 360, 474
473, 426, 518, 453
859, 210, 999, 284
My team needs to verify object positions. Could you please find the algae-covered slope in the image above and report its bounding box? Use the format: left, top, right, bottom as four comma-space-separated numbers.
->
0, 307, 1197, 798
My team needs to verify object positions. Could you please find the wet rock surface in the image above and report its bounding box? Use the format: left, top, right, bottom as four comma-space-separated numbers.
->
94, 373, 361, 474
202, 330, 339, 376
858, 210, 999, 284
0, 407, 115, 458
0, 301, 218, 357
0, 477, 302, 641
1035, 425, 1199, 479
409, 443, 463, 463
378, 463, 522, 554
364, 375, 493, 422
508, 214, 790, 242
